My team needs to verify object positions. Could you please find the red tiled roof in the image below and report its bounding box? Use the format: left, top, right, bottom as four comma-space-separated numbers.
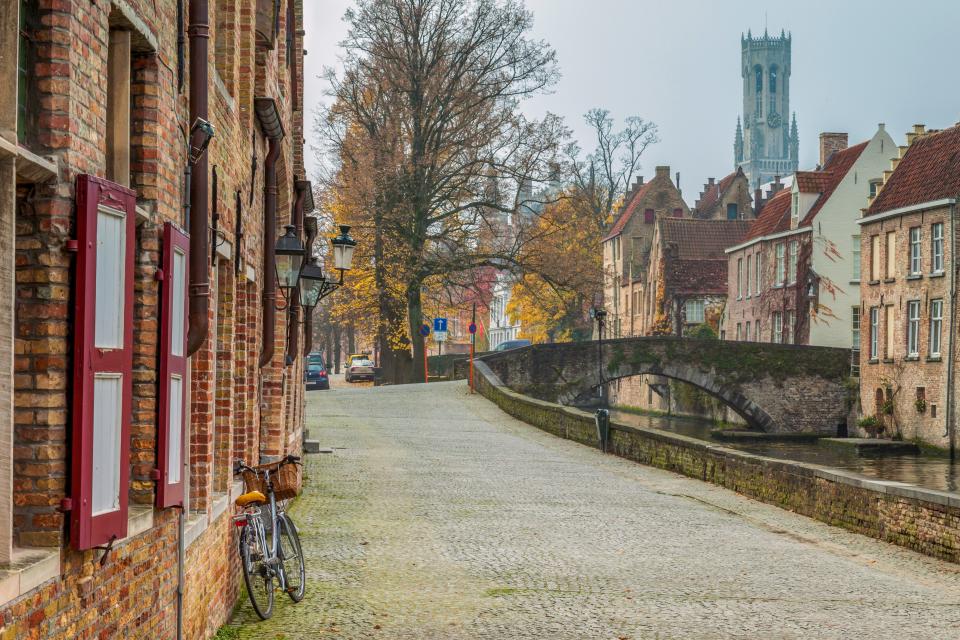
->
603, 180, 656, 241
744, 189, 791, 240
667, 259, 729, 295
799, 141, 868, 225
695, 170, 737, 216
660, 218, 751, 260
794, 171, 832, 193
867, 124, 960, 215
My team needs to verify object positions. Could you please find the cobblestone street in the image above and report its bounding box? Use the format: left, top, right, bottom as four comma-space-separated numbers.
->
225, 382, 960, 639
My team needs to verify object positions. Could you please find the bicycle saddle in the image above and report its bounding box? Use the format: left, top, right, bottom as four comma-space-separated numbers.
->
235, 491, 267, 507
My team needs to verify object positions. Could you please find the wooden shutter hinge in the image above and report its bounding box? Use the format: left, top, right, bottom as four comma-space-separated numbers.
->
57, 497, 73, 512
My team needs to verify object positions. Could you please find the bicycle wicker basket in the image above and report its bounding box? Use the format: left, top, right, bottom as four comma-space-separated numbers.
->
242, 461, 301, 501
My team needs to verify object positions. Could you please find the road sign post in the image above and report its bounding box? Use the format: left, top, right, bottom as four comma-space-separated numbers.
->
419, 324, 430, 383
469, 304, 477, 394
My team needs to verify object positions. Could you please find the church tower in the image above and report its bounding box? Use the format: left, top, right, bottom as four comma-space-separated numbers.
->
735, 29, 798, 189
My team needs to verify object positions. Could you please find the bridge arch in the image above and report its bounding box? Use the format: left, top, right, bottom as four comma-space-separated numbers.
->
478, 337, 851, 435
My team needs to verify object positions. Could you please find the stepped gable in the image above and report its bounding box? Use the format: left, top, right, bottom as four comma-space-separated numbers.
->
867, 123, 960, 215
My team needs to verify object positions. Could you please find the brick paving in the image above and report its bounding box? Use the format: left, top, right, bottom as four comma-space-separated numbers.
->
224, 382, 960, 639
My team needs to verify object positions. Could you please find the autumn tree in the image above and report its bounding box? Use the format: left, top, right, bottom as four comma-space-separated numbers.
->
321, 0, 566, 382
506, 191, 600, 342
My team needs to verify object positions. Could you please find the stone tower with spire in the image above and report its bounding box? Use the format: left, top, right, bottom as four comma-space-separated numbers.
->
735, 28, 798, 189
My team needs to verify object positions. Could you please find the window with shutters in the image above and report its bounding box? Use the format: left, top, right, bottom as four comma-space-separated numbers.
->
885, 231, 896, 279
906, 300, 920, 358
870, 235, 880, 281
157, 223, 190, 507
70, 175, 136, 550
929, 299, 943, 358
932, 223, 944, 274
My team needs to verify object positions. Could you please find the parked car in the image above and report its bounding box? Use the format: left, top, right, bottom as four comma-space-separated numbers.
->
305, 355, 329, 390
345, 353, 370, 369
493, 339, 532, 352
345, 358, 376, 383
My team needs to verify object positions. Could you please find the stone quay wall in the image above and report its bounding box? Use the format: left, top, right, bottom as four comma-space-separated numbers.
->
474, 361, 960, 564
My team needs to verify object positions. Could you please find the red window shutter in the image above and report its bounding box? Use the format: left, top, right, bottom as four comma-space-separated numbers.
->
156, 223, 190, 508
70, 175, 136, 550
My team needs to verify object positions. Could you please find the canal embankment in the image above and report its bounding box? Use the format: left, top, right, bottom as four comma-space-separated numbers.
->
474, 360, 960, 565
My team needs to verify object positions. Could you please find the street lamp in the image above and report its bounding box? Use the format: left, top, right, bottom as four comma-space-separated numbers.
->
297, 258, 326, 310
589, 306, 610, 451
330, 225, 357, 271
274, 224, 306, 293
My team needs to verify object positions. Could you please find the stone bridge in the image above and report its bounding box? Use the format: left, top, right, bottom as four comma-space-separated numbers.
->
476, 337, 853, 434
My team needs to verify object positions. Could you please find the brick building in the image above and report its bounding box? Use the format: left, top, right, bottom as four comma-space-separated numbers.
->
641, 218, 750, 337
0, 0, 315, 637
602, 166, 688, 338
858, 123, 960, 449
724, 126, 894, 349
692, 167, 754, 221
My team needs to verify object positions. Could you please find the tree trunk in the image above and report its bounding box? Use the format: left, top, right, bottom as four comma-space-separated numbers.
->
407, 283, 425, 383
347, 323, 356, 354
333, 326, 342, 374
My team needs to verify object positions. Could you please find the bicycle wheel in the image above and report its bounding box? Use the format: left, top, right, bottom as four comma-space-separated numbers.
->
240, 521, 275, 619
277, 513, 306, 602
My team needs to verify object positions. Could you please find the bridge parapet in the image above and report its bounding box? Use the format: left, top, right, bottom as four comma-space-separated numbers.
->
478, 337, 852, 434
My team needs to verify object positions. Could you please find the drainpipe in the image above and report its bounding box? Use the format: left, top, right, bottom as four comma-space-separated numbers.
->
259, 138, 281, 368
947, 202, 957, 459
178, 2, 210, 639
186, 0, 210, 357
303, 216, 318, 355
285, 182, 307, 365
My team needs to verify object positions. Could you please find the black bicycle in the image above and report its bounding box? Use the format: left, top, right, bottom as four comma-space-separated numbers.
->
233, 455, 306, 620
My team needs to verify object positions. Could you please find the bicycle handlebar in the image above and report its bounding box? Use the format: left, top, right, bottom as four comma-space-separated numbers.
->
233, 455, 301, 477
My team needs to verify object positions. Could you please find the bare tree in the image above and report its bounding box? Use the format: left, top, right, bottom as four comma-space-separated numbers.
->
321, 0, 566, 382
567, 108, 659, 230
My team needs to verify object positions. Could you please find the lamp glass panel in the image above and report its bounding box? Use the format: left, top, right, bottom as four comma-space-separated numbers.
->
275, 254, 299, 289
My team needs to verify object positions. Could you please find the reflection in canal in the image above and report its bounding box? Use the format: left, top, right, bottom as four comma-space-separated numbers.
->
610, 409, 960, 494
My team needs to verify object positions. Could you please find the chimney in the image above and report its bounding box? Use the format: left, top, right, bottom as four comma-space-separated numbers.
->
819, 132, 848, 166
708, 177, 715, 186
675, 171, 681, 195
655, 166, 670, 178
754, 187, 763, 216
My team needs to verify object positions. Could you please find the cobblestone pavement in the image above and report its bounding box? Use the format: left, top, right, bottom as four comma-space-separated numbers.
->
224, 382, 960, 639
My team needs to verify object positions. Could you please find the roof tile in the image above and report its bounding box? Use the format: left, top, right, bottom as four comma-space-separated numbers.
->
867, 124, 960, 214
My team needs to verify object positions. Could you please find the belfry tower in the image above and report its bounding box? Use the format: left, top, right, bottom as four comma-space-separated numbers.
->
734, 29, 799, 189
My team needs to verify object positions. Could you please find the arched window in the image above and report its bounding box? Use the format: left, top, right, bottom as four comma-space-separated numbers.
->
768, 66, 778, 115
754, 66, 763, 117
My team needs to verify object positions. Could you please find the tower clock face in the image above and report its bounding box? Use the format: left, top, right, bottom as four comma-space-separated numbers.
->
767, 112, 782, 128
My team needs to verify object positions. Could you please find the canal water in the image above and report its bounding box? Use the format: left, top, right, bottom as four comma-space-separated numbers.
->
610, 410, 960, 495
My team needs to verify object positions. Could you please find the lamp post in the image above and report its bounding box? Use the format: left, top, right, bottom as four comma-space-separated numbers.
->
274, 224, 306, 299
590, 306, 610, 452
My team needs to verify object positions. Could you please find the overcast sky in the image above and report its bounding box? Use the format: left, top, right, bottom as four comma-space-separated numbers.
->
304, 0, 960, 204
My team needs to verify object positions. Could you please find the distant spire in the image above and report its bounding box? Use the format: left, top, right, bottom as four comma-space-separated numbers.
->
734, 117, 744, 164
789, 113, 799, 161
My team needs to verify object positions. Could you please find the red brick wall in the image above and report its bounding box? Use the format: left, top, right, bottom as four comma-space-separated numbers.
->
3, 0, 309, 636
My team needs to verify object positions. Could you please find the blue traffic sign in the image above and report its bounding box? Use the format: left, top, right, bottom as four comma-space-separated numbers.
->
433, 317, 448, 333
419, 324, 430, 337
468, 322, 477, 335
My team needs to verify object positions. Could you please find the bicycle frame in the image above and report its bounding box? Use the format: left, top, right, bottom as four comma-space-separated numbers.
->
237, 466, 290, 590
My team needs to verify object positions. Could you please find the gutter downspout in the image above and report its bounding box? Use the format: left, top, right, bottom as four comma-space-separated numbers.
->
303, 217, 318, 355
947, 202, 957, 459
186, 0, 210, 357
259, 138, 282, 368
285, 182, 307, 365
179, 2, 209, 639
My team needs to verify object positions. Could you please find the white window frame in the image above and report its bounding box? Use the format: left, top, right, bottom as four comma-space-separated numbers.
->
869, 307, 879, 360
906, 300, 920, 357
755, 251, 762, 294
932, 222, 944, 274
772, 312, 783, 344
786, 310, 795, 344
775, 242, 785, 285
685, 299, 705, 324
930, 299, 943, 358
745, 254, 752, 298
909, 227, 922, 276
737, 258, 743, 299
788, 240, 798, 284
